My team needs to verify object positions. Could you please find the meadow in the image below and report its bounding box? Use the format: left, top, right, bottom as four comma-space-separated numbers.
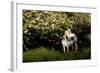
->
23, 47, 91, 62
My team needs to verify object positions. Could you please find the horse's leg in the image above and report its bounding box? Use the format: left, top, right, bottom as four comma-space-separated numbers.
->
67, 46, 69, 52
63, 46, 66, 53
75, 42, 78, 52
72, 44, 74, 51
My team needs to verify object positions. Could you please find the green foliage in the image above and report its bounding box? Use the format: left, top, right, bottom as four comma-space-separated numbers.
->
23, 47, 90, 62
23, 10, 91, 50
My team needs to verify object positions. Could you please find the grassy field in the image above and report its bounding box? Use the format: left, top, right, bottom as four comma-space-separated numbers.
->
23, 47, 91, 62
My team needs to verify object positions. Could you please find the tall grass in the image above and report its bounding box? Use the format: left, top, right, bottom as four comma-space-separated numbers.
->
23, 47, 91, 62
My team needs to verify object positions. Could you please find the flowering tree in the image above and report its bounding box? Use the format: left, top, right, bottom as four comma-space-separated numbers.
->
23, 10, 91, 50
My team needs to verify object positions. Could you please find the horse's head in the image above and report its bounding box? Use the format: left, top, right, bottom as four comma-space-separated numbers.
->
64, 29, 71, 39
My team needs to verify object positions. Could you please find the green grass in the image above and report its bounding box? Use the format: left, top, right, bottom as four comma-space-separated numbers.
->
23, 47, 91, 62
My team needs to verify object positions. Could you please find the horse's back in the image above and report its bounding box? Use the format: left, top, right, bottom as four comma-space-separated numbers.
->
69, 33, 76, 38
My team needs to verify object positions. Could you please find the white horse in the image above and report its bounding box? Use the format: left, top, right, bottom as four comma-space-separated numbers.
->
61, 29, 78, 52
